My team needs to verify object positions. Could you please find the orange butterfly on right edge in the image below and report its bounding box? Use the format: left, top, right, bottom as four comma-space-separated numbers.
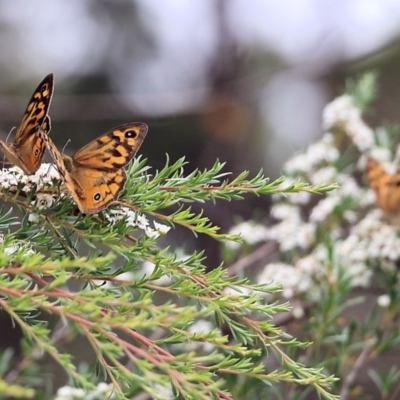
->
37, 123, 148, 214
366, 157, 400, 215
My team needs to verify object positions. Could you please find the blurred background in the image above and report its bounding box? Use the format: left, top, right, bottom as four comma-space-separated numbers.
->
2, 1, 400, 396
0, 0, 400, 265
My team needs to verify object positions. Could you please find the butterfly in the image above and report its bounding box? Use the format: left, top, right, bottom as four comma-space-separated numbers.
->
366, 157, 400, 214
38, 123, 148, 214
0, 73, 54, 175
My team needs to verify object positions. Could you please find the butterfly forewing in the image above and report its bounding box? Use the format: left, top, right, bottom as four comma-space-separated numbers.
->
72, 123, 148, 171
0, 73, 54, 174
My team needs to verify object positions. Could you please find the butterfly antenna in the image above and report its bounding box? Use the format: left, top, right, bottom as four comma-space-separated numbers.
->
6, 126, 16, 142
62, 139, 71, 154
0, 127, 15, 169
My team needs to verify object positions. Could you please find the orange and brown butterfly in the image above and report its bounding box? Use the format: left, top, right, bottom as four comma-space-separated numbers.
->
366, 157, 400, 214
0, 73, 54, 175
37, 123, 148, 214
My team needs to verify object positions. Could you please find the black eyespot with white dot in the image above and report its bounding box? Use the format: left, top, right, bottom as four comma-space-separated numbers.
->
34, 148, 40, 157
125, 130, 137, 138
94, 193, 102, 201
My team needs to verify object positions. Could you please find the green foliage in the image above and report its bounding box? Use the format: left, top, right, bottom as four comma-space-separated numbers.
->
0, 157, 338, 399
224, 72, 400, 399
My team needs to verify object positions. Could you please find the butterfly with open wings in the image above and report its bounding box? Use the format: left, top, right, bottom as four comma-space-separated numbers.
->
38, 123, 148, 214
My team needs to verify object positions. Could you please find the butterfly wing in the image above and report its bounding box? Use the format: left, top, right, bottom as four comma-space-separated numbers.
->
366, 157, 400, 213
0, 74, 54, 174
71, 122, 148, 171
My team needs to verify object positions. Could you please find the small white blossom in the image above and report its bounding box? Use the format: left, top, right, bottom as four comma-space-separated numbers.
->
323, 95, 356, 130
145, 227, 158, 238
288, 191, 312, 205
295, 223, 316, 250
284, 153, 312, 174
226, 221, 269, 249
34, 193, 54, 209
322, 94, 374, 151
28, 213, 40, 223
377, 294, 391, 308
310, 167, 337, 185
309, 195, 340, 223
55, 383, 115, 400
292, 305, 305, 319
55, 386, 86, 400
154, 221, 171, 235
258, 262, 313, 299
270, 204, 301, 222
4, 245, 18, 256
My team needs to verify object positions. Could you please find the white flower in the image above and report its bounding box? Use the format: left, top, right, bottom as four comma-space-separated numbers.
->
377, 294, 391, 308
258, 263, 310, 299
34, 193, 54, 209
284, 153, 312, 174
295, 223, 316, 250
28, 213, 40, 223
309, 195, 340, 223
89, 383, 115, 399
55, 386, 85, 400
322, 95, 356, 130
322, 94, 374, 151
154, 221, 170, 235
288, 191, 312, 205
292, 305, 305, 319
270, 204, 300, 222
227, 221, 269, 246
4, 245, 18, 256
310, 167, 337, 185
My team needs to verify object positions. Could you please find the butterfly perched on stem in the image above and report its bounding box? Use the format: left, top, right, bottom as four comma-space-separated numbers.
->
38, 123, 148, 214
0, 73, 54, 175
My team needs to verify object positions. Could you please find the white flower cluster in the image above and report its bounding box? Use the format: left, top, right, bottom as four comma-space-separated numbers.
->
105, 207, 170, 238
267, 204, 316, 251
322, 94, 374, 152
258, 239, 372, 302
0, 163, 60, 192
231, 91, 391, 304
28, 193, 56, 223
226, 221, 269, 250
257, 255, 322, 301
55, 383, 115, 400
338, 209, 400, 274
284, 133, 339, 175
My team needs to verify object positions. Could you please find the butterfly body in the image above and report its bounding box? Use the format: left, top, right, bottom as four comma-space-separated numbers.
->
0, 74, 53, 174
39, 123, 148, 214
366, 157, 400, 214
